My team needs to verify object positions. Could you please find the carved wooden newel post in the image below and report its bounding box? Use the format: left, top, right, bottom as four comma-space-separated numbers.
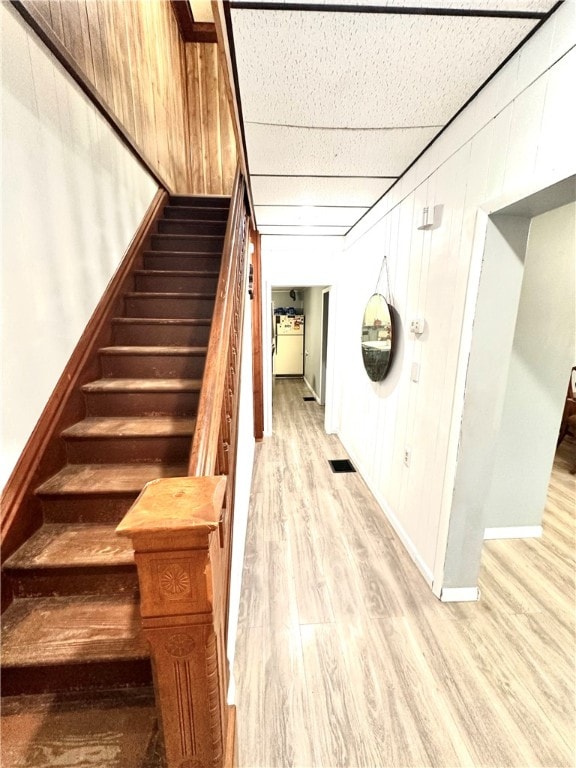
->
117, 475, 228, 768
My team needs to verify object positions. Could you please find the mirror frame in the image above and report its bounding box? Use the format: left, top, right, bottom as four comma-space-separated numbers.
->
361, 293, 396, 382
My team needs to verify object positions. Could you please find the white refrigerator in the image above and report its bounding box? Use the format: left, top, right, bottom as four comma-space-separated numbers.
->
274, 315, 304, 375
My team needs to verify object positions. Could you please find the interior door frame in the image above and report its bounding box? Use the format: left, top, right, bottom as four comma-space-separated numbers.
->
262, 281, 337, 436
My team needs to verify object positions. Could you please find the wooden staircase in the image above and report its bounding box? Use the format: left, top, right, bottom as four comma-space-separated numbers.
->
1, 197, 229, 709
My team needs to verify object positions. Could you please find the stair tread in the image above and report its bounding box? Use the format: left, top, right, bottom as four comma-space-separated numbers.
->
3, 524, 135, 570
81, 378, 202, 392
135, 269, 220, 276
36, 463, 188, 496
1, 595, 148, 667
112, 317, 211, 325
125, 292, 216, 299
99, 346, 207, 356
62, 416, 196, 438
0, 689, 160, 768
143, 250, 221, 256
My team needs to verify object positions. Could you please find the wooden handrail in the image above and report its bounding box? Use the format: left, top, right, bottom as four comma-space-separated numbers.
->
189, 166, 247, 477
118, 163, 249, 767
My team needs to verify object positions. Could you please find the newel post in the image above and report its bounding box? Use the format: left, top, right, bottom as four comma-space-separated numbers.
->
116, 475, 228, 768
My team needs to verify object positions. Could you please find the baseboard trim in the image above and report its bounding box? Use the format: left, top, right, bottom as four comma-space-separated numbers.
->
303, 377, 320, 403
0, 188, 166, 565
484, 525, 543, 540
440, 587, 480, 603
342, 440, 434, 587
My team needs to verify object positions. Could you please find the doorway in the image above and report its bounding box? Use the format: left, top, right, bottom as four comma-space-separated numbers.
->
434, 175, 576, 596
320, 289, 330, 406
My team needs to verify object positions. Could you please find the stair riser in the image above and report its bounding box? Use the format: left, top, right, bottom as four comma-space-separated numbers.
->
125, 296, 215, 319
144, 253, 221, 271
112, 323, 211, 347
135, 273, 219, 293
84, 391, 200, 417
5, 567, 139, 599
164, 205, 228, 221
1, 659, 152, 697
65, 436, 192, 465
40, 496, 138, 524
158, 219, 227, 236
100, 353, 206, 379
151, 234, 224, 253
170, 195, 229, 208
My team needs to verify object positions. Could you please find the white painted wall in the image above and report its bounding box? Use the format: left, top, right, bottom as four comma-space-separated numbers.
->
303, 286, 324, 399
335, 1, 576, 591
0, 4, 158, 489
483, 202, 576, 529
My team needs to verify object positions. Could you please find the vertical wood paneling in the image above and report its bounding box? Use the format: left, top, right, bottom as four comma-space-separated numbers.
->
186, 42, 237, 196
20, 0, 235, 194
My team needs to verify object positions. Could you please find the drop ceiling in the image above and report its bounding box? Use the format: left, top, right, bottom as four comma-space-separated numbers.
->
225, 0, 561, 236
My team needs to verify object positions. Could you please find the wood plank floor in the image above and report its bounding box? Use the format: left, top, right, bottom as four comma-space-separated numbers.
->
234, 378, 575, 768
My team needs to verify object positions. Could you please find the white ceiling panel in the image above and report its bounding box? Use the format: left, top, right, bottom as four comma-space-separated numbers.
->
255, 205, 367, 226
246, 124, 439, 176
260, 1, 557, 11
251, 176, 396, 207
232, 10, 536, 129
258, 225, 350, 236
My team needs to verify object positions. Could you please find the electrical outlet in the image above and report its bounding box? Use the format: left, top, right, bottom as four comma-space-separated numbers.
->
403, 448, 411, 467
410, 318, 425, 335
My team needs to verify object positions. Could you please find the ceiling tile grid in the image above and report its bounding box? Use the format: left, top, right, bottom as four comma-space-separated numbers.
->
228, 1, 560, 234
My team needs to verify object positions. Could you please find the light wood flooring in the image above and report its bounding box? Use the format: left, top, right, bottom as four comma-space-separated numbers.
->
234, 378, 575, 768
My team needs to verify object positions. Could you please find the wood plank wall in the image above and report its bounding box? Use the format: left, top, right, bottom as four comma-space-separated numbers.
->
21, 0, 236, 195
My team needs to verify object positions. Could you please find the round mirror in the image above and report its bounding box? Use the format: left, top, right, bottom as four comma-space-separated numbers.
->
361, 293, 395, 382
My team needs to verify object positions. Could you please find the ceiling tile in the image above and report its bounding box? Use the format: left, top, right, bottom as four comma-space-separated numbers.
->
255, 205, 367, 226
245, 124, 439, 176
251, 176, 396, 206
232, 9, 536, 128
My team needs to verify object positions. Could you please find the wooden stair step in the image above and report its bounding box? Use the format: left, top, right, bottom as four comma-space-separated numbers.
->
62, 415, 196, 438
164, 204, 229, 220
99, 345, 207, 356
82, 378, 202, 392
112, 317, 211, 347
99, 347, 207, 379
169, 194, 230, 207
158, 219, 227, 236
143, 251, 221, 271
134, 269, 219, 293
81, 378, 202, 417
0, 688, 160, 768
1, 595, 151, 695
62, 416, 196, 464
36, 462, 188, 496
2, 524, 138, 598
124, 292, 216, 320
150, 234, 224, 253
4, 524, 134, 569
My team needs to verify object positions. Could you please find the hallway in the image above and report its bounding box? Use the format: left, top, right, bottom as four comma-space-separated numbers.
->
234, 379, 575, 768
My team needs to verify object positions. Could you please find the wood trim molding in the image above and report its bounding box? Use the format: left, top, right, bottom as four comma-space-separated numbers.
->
10, 1, 171, 192
230, 2, 549, 18
171, 0, 218, 42
224, 704, 237, 768
250, 228, 264, 441
0, 189, 168, 566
